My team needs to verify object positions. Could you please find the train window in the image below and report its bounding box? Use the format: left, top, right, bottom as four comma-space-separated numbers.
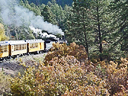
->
20, 45, 21, 50
32, 44, 34, 48
21, 44, 26, 50
35, 43, 38, 48
30, 44, 32, 48
30, 43, 32, 48
14, 45, 19, 51
30, 43, 36, 48
0, 46, 8, 53
23, 44, 25, 49
11, 45, 14, 51
0, 47, 3, 53
18, 45, 20, 50
29, 43, 39, 48
14, 45, 16, 51
24, 44, 26, 49
21, 44, 24, 50
4, 46, 7, 52
33, 43, 35, 48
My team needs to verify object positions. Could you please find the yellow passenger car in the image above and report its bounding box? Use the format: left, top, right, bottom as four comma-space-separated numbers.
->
9, 41, 27, 56
26, 39, 45, 53
0, 42, 9, 59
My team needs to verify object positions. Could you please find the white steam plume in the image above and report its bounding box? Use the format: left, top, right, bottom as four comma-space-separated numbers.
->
0, 0, 64, 35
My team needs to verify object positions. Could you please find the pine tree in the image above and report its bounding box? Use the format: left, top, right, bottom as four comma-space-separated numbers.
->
48, 0, 66, 29
66, 0, 92, 58
109, 0, 128, 53
65, 0, 111, 60
39, 4, 45, 12
20, 0, 25, 7
89, 0, 111, 60
41, 5, 57, 25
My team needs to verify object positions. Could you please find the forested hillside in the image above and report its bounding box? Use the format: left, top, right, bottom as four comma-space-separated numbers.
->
22, 0, 73, 7
0, 0, 128, 95
0, 0, 127, 60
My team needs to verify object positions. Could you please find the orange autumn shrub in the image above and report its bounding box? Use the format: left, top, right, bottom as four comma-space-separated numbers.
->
10, 55, 109, 96
10, 42, 128, 96
94, 58, 128, 95
106, 58, 128, 95
44, 42, 88, 65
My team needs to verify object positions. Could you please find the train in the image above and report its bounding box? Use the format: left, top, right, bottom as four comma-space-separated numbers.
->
0, 39, 46, 60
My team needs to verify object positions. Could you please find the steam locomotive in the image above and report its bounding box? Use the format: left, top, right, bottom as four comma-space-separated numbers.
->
0, 39, 46, 60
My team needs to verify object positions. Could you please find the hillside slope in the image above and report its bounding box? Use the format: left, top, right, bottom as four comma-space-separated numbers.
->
23, 0, 73, 6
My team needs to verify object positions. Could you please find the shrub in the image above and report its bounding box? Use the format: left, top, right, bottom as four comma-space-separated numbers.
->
10, 43, 128, 96
10, 55, 109, 96
44, 42, 88, 65
0, 71, 11, 95
106, 58, 128, 95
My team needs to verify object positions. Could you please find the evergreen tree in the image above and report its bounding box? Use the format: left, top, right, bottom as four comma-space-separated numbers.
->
22, 0, 73, 7
65, 0, 111, 60
41, 5, 57, 25
66, 0, 92, 58
48, 0, 66, 29
88, 0, 111, 60
20, 0, 25, 7
39, 4, 45, 12
109, 0, 128, 53
24, 0, 31, 9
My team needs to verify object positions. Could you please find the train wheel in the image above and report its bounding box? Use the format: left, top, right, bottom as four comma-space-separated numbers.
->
37, 51, 40, 54
27, 53, 30, 55
40, 51, 43, 54
0, 58, 3, 62
3, 58, 6, 62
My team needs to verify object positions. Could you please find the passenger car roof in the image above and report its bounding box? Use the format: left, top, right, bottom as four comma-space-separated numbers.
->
26, 39, 44, 43
3, 40, 27, 45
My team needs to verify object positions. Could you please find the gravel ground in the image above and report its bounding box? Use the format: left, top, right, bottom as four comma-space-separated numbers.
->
0, 42, 54, 76
0, 52, 47, 76
0, 53, 47, 76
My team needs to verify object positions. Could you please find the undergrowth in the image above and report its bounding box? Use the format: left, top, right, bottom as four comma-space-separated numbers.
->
0, 71, 11, 96
3, 42, 128, 96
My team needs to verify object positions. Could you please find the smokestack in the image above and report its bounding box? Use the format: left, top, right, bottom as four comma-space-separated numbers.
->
0, 0, 64, 35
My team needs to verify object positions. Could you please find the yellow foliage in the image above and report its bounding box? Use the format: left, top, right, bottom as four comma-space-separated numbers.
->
9, 43, 128, 96
0, 23, 9, 41
0, 71, 11, 95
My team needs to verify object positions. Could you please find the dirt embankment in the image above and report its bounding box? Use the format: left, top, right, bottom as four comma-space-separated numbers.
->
0, 53, 47, 76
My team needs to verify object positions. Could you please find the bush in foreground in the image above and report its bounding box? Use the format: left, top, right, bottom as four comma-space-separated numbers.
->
10, 42, 128, 96
0, 71, 11, 95
44, 42, 88, 65
10, 55, 110, 96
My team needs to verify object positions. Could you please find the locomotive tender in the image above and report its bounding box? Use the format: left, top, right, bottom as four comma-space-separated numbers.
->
0, 39, 45, 60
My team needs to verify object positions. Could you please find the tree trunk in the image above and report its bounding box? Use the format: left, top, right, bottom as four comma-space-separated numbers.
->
83, 11, 89, 59
97, 3, 102, 61
15, 27, 18, 40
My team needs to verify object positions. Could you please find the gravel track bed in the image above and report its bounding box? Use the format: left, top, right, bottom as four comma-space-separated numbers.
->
0, 42, 53, 76
0, 52, 47, 76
